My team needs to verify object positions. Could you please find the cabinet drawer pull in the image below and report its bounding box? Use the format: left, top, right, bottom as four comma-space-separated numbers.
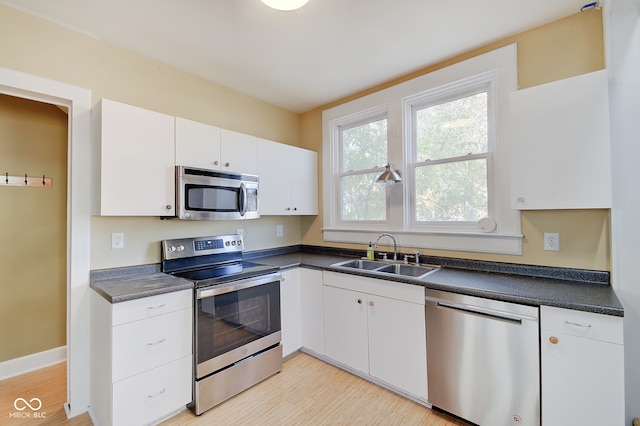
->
565, 320, 592, 328
147, 388, 166, 398
549, 336, 559, 344
369, 301, 374, 307
357, 299, 362, 304
147, 303, 166, 311
147, 338, 166, 346
213, 160, 219, 165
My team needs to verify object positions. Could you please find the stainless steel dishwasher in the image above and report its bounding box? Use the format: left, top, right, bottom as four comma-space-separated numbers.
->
425, 289, 540, 426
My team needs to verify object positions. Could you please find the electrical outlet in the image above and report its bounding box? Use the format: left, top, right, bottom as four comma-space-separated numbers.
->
111, 232, 124, 249
544, 232, 559, 251
276, 225, 283, 237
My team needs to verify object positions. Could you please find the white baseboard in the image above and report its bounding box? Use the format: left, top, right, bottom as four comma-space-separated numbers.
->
0, 346, 66, 380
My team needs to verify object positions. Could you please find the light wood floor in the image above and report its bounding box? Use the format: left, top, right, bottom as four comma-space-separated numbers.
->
1, 353, 467, 425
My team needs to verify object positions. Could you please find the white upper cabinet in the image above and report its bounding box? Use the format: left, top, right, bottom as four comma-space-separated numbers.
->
509, 70, 611, 210
257, 138, 318, 215
220, 128, 257, 175
95, 99, 175, 216
175, 119, 256, 175
175, 117, 221, 170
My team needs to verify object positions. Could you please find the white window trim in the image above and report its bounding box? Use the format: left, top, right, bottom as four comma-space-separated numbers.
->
322, 44, 522, 255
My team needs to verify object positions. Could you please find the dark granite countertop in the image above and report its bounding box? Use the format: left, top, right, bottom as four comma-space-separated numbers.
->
90, 265, 193, 303
90, 246, 623, 316
251, 249, 623, 317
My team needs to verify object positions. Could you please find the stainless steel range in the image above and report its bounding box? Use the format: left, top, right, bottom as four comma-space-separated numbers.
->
161, 234, 282, 415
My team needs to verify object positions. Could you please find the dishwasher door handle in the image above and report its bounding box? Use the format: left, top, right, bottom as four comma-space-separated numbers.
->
428, 298, 535, 324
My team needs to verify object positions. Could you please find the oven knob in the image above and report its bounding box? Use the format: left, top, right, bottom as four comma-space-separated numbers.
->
168, 246, 176, 253
177, 245, 184, 252
231, 241, 236, 246
225, 241, 230, 246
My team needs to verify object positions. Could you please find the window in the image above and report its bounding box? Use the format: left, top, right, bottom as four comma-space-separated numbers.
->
340, 116, 388, 222
322, 44, 521, 254
409, 88, 493, 231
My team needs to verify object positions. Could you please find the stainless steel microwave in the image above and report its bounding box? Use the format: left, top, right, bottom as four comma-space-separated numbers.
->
176, 166, 259, 220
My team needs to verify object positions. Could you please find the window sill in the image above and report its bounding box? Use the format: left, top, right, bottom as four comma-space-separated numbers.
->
322, 228, 523, 255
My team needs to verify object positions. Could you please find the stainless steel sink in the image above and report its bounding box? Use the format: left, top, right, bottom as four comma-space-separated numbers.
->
377, 263, 437, 278
332, 259, 388, 270
331, 258, 439, 279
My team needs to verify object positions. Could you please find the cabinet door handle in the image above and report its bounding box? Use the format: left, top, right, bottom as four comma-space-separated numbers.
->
165, 204, 172, 210
213, 160, 219, 165
549, 336, 559, 344
147, 338, 166, 346
224, 162, 230, 167
357, 299, 362, 304
147, 388, 166, 398
369, 301, 374, 307
565, 320, 592, 328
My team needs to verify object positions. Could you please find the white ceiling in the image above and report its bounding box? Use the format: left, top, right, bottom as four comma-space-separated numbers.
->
2, 0, 591, 113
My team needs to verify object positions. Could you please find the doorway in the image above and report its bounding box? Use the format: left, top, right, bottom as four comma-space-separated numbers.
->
0, 67, 92, 418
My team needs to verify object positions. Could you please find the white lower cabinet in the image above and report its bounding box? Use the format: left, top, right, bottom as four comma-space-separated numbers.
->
90, 289, 193, 426
280, 268, 302, 357
300, 268, 325, 354
322, 271, 427, 401
541, 306, 624, 426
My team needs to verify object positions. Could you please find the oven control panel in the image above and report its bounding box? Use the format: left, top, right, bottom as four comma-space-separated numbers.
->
162, 234, 244, 260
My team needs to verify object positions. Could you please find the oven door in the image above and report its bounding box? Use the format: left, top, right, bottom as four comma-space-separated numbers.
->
195, 273, 281, 379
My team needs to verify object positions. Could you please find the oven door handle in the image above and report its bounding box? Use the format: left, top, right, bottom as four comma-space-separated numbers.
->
196, 272, 281, 299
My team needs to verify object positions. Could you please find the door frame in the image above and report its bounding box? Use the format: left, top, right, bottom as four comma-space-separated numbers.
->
0, 67, 92, 418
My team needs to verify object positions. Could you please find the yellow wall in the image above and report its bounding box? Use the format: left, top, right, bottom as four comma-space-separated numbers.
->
0, 5, 610, 275
301, 9, 610, 271
0, 4, 304, 271
0, 95, 67, 361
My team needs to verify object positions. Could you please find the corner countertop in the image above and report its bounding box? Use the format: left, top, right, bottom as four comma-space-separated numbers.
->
252, 251, 624, 317
90, 247, 623, 316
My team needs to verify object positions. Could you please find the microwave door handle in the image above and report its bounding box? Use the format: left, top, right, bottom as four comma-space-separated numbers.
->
239, 182, 247, 217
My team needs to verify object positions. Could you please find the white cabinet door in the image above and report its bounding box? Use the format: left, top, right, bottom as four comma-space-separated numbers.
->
290, 147, 318, 215
257, 138, 318, 215
368, 294, 427, 400
280, 268, 302, 358
175, 117, 221, 170
96, 99, 175, 216
541, 306, 624, 426
300, 268, 324, 354
257, 138, 291, 214
323, 285, 369, 374
509, 70, 611, 209
220, 129, 257, 174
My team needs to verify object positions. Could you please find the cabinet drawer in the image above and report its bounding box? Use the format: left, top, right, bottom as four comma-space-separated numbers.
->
112, 308, 192, 382
541, 306, 623, 344
112, 289, 192, 326
113, 355, 192, 426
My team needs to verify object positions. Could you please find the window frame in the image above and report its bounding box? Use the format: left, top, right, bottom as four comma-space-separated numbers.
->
322, 44, 522, 255
405, 75, 497, 233
337, 111, 389, 225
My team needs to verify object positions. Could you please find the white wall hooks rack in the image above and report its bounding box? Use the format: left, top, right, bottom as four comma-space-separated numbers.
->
1, 172, 52, 188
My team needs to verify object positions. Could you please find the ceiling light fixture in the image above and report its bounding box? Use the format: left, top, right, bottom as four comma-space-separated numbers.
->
260, 0, 309, 11
376, 163, 402, 184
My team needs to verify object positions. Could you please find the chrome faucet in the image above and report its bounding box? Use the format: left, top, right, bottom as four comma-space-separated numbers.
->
374, 233, 398, 261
